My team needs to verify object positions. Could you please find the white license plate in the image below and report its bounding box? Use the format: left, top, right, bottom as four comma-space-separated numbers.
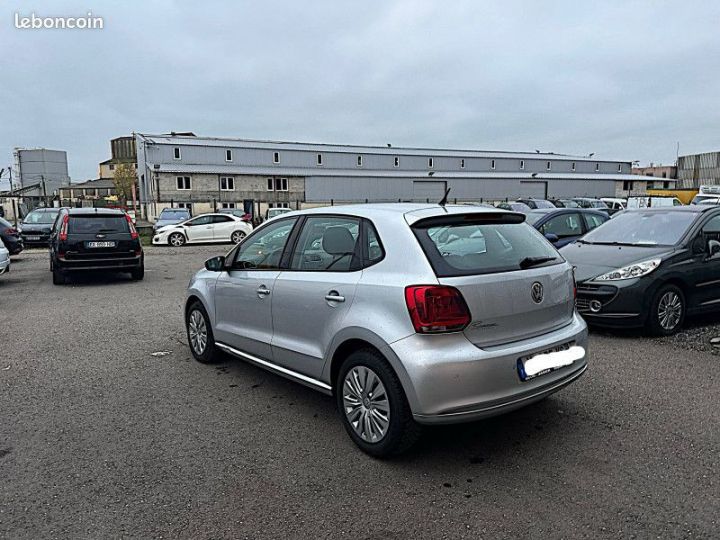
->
86, 241, 116, 248
26, 236, 41, 241
517, 345, 585, 381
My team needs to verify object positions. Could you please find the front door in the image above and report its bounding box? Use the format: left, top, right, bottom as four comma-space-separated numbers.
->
213, 217, 298, 359
271, 215, 363, 379
538, 211, 584, 248
687, 214, 720, 310
184, 215, 214, 242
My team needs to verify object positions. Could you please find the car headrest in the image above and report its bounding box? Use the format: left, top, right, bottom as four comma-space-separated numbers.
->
322, 226, 356, 255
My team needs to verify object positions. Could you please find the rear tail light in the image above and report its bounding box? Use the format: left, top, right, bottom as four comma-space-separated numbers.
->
571, 266, 577, 302
6, 227, 17, 235
404, 285, 471, 334
59, 214, 69, 242
126, 214, 138, 240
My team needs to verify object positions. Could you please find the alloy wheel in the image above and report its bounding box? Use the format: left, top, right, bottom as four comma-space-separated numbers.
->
342, 366, 390, 443
658, 291, 682, 331
232, 231, 246, 244
169, 233, 185, 247
188, 310, 208, 354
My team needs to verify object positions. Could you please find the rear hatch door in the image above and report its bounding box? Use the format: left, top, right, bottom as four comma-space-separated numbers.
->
66, 214, 136, 259
411, 211, 575, 348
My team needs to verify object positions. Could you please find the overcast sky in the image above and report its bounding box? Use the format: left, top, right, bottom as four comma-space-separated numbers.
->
2, 0, 720, 187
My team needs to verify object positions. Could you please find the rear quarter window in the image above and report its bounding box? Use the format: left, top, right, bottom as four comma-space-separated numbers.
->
68, 216, 129, 234
412, 214, 561, 277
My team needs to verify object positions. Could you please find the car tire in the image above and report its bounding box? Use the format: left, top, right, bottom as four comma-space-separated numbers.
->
186, 301, 220, 364
52, 268, 66, 285
131, 264, 145, 281
336, 348, 421, 457
646, 284, 685, 336
169, 232, 186, 247
231, 230, 246, 244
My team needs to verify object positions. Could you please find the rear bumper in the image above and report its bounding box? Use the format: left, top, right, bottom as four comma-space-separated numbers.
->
388, 312, 588, 424
4, 239, 23, 254
56, 254, 142, 272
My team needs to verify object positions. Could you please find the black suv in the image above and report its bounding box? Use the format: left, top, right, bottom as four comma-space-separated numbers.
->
49, 208, 144, 285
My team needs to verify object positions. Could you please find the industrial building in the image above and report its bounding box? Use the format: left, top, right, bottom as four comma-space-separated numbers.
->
677, 151, 720, 188
134, 133, 635, 220
10, 148, 70, 198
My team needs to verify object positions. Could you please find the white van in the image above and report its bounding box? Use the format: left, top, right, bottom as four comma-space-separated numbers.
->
691, 185, 720, 205
626, 196, 682, 209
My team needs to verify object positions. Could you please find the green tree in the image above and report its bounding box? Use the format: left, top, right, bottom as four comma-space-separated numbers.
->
113, 163, 136, 203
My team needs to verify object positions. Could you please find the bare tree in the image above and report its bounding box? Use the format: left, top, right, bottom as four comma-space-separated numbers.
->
113, 163, 136, 203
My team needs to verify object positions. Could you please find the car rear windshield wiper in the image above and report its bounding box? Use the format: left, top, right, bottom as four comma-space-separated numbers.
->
519, 256, 557, 269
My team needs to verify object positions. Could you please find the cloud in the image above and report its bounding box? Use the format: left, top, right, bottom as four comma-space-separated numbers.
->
2, 0, 719, 186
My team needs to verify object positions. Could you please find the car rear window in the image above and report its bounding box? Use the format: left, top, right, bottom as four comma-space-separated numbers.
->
68, 215, 129, 234
412, 213, 561, 277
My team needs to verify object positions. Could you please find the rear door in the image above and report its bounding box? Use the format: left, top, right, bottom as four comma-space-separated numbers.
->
210, 214, 236, 242
270, 215, 364, 378
66, 214, 134, 258
412, 214, 575, 348
687, 213, 720, 309
214, 217, 298, 359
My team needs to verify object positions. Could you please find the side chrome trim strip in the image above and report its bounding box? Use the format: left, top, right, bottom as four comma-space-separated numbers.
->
215, 342, 333, 394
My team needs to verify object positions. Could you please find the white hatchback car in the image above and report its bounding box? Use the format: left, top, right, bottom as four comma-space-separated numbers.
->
153, 213, 253, 247
0, 238, 9, 276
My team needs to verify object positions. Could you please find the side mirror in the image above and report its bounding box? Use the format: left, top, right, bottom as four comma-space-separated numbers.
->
544, 233, 559, 244
204, 255, 225, 272
708, 240, 720, 258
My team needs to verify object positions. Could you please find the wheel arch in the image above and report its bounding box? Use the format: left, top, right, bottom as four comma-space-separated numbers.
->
324, 329, 420, 413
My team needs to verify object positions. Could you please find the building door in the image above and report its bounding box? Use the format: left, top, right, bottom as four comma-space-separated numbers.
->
413, 181, 447, 202
519, 181, 548, 199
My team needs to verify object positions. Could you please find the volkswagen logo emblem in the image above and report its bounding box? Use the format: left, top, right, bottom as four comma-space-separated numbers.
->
531, 282, 544, 304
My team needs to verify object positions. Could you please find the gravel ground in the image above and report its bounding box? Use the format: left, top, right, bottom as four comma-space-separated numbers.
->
1, 246, 718, 539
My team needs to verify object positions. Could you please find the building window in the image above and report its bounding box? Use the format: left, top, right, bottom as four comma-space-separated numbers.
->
571, 162, 576, 171
662, 172, 667, 178
221, 202, 236, 209
220, 176, 235, 191
664, 181, 670, 188
491, 159, 496, 170
109, 163, 115, 171
394, 156, 400, 167
357, 155, 363, 167
428, 157, 434, 168
617, 163, 622, 173
176, 176, 191, 190
520, 160, 525, 170
317, 153, 323, 166
273, 152, 280, 164
173, 147, 181, 160
177, 202, 192, 211
623, 180, 634, 191
271, 177, 289, 192
546, 161, 552, 171
226, 149, 233, 162
595, 163, 599, 171
269, 202, 290, 209
460, 159, 465, 168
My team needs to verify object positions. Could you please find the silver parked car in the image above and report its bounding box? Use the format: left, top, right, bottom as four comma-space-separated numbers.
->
185, 204, 588, 456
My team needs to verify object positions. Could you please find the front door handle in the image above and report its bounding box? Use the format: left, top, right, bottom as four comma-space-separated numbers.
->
325, 291, 345, 303
257, 286, 271, 297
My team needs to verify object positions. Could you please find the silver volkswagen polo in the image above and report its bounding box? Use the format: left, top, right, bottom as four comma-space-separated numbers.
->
185, 204, 588, 456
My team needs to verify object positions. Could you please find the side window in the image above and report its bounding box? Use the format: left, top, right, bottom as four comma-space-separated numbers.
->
187, 216, 212, 226
540, 213, 583, 238
584, 213, 608, 231
364, 221, 385, 266
211, 215, 233, 224
290, 216, 360, 271
233, 218, 297, 270
702, 215, 720, 238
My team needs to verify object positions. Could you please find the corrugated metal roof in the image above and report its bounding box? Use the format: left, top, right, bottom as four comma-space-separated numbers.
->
137, 133, 626, 163
156, 163, 641, 181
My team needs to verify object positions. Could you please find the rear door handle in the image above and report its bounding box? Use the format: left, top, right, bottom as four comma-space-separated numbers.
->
257, 286, 271, 297
325, 291, 345, 303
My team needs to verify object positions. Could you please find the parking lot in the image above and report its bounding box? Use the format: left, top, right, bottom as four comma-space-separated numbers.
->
1, 245, 718, 539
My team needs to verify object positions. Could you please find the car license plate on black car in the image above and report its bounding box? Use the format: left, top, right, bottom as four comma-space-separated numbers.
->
26, 236, 41, 241
86, 241, 116, 248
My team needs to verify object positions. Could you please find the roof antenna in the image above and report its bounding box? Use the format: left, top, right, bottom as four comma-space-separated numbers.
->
439, 186, 451, 207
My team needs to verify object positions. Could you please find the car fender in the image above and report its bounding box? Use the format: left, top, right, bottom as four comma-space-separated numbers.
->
321, 326, 420, 412
186, 271, 219, 328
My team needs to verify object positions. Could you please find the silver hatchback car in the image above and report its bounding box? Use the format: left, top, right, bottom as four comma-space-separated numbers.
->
185, 204, 588, 456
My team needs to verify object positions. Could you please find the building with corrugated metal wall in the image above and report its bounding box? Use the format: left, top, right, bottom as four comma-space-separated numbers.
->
677, 151, 720, 188
134, 133, 634, 220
